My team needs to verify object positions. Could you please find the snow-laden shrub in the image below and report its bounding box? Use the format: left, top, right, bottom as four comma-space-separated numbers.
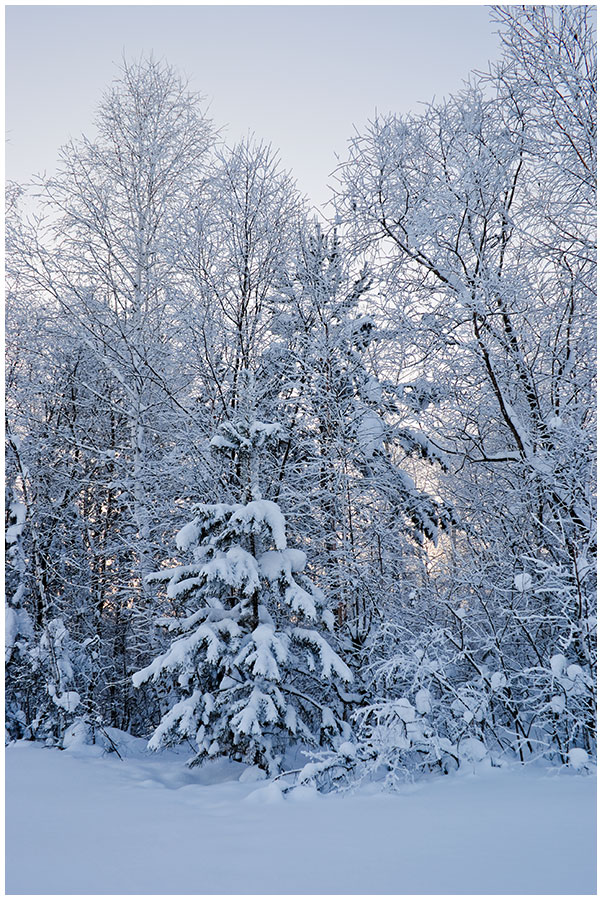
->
292, 693, 462, 793
5, 618, 83, 745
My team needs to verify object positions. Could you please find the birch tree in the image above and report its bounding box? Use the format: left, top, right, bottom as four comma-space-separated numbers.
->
178, 137, 303, 422
10, 57, 215, 730
334, 5, 596, 762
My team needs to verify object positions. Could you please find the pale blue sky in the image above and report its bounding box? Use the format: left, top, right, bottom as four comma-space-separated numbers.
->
6, 5, 501, 209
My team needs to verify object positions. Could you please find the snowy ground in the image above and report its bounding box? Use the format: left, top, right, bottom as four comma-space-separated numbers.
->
5, 734, 596, 895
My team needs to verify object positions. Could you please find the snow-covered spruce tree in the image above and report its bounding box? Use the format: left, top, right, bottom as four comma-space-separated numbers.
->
133, 390, 352, 774
269, 224, 452, 659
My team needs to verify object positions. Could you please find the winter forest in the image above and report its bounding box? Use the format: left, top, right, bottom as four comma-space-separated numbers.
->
5, 1, 596, 829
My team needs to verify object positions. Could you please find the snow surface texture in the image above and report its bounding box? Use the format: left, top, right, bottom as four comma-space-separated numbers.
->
6, 737, 596, 895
